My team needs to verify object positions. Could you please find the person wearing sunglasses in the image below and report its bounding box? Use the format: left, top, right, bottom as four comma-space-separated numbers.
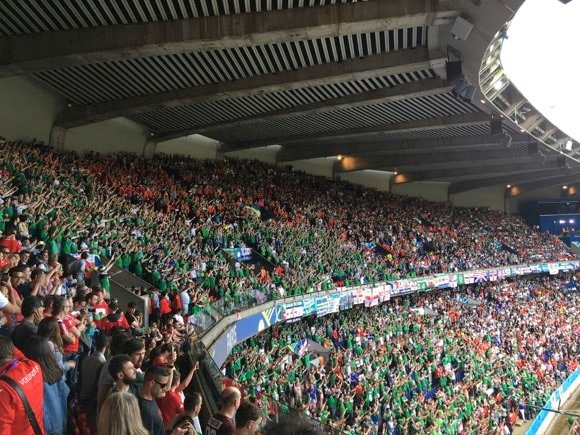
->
138, 366, 170, 435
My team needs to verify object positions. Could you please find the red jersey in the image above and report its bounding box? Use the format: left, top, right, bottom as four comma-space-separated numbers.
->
59, 315, 79, 355
103, 314, 130, 336
0, 350, 45, 435
160, 297, 172, 316
157, 390, 183, 429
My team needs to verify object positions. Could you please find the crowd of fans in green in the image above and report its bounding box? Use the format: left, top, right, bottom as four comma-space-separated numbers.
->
225, 277, 580, 434
0, 139, 573, 317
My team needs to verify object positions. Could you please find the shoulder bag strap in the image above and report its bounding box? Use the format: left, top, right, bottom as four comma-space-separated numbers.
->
0, 375, 43, 435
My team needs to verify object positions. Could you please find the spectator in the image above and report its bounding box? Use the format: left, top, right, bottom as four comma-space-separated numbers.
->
0, 230, 22, 253
11, 295, 43, 350
96, 331, 131, 412
139, 366, 171, 435
122, 338, 146, 388
37, 316, 69, 376
172, 392, 203, 435
98, 391, 149, 435
69, 252, 91, 287
98, 354, 138, 412
0, 270, 21, 318
234, 400, 262, 435
125, 302, 141, 330
78, 333, 108, 431
158, 361, 198, 430
20, 335, 69, 435
102, 302, 130, 336
0, 335, 44, 435
205, 386, 241, 435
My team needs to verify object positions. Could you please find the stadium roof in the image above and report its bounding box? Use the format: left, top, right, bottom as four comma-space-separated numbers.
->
0, 0, 576, 191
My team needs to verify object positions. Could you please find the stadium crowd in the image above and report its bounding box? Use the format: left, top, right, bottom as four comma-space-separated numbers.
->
225, 277, 580, 434
0, 139, 573, 315
0, 138, 576, 434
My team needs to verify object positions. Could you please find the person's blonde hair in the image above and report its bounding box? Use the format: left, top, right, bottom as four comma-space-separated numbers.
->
97, 392, 149, 435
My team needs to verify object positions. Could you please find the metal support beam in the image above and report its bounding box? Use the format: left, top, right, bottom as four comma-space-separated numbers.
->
449, 166, 577, 195
337, 146, 539, 172
0, 0, 459, 77
507, 174, 580, 197
223, 111, 490, 151
275, 133, 529, 162
159, 79, 449, 145
392, 157, 565, 183
539, 127, 557, 141
55, 48, 446, 129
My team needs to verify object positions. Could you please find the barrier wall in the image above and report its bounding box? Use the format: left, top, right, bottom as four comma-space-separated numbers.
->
204, 260, 580, 368
526, 367, 580, 435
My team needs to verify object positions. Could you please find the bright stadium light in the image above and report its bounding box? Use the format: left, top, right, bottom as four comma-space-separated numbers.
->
565, 140, 573, 151
501, 0, 580, 142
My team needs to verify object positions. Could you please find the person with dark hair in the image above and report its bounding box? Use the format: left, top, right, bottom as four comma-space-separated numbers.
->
98, 354, 138, 412
20, 335, 70, 435
78, 332, 108, 432
38, 316, 68, 375
123, 337, 146, 389
0, 335, 45, 434
139, 365, 171, 435
102, 302, 130, 336
234, 401, 262, 435
172, 392, 203, 435
204, 386, 241, 435
11, 295, 43, 350
69, 251, 91, 286
96, 331, 130, 410
262, 412, 327, 435
125, 301, 141, 330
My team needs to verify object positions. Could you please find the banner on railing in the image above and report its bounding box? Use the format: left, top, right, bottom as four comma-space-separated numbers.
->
209, 260, 580, 367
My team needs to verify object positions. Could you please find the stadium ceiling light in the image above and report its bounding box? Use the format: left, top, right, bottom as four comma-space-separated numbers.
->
565, 140, 573, 151
506, 184, 511, 188
563, 185, 568, 189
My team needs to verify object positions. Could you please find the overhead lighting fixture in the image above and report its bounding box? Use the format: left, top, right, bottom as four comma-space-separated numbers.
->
393, 170, 398, 175
480, 99, 486, 104
337, 155, 343, 161
563, 185, 568, 189
506, 184, 511, 188
565, 140, 573, 151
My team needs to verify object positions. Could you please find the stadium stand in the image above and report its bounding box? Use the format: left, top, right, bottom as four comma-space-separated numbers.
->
0, 138, 577, 435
